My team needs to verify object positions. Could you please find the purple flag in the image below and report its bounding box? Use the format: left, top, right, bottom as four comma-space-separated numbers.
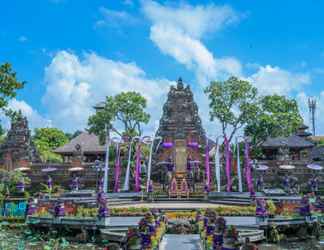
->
244, 140, 254, 194
114, 144, 121, 192
225, 137, 232, 192
135, 143, 141, 192
205, 140, 211, 191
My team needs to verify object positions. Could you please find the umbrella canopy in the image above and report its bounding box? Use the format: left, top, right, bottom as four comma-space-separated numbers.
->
255, 165, 269, 171
15, 167, 31, 171
68, 167, 84, 172
279, 164, 295, 170
41, 167, 57, 173
156, 161, 173, 165
307, 163, 323, 171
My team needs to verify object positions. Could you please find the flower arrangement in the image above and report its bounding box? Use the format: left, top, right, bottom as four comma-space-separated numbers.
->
137, 211, 166, 250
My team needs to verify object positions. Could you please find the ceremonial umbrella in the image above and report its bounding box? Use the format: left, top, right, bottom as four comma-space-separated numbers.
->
306, 163, 323, 171
41, 167, 57, 173
68, 167, 84, 172
255, 165, 269, 171
156, 161, 173, 165
279, 164, 295, 170
15, 167, 31, 172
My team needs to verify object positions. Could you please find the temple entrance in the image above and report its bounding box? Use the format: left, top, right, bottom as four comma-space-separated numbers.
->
174, 139, 187, 173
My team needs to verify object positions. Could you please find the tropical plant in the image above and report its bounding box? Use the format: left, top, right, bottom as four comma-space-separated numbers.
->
33, 128, 69, 163
88, 92, 150, 144
205, 76, 259, 142
245, 95, 303, 147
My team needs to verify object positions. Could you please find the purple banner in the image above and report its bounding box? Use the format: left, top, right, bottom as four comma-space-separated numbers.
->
114, 144, 121, 192
225, 137, 232, 192
244, 140, 254, 194
135, 143, 141, 192
205, 140, 211, 191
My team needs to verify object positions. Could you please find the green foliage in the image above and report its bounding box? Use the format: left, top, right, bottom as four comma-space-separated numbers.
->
33, 128, 69, 163
0, 169, 30, 198
245, 95, 303, 146
88, 92, 150, 144
0, 63, 25, 110
205, 76, 259, 142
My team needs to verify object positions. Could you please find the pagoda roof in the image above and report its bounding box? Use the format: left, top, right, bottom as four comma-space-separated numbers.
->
54, 132, 106, 154
262, 135, 314, 149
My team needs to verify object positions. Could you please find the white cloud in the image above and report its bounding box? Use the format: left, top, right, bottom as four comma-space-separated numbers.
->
95, 7, 139, 28
248, 65, 311, 96
142, 0, 242, 85
0, 99, 50, 130
42, 50, 172, 132
143, 1, 239, 39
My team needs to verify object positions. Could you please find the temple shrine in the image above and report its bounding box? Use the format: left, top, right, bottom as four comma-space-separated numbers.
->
153, 78, 207, 194
0, 113, 40, 171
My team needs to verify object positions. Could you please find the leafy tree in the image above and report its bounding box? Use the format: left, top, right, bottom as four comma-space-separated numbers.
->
33, 128, 69, 163
245, 95, 303, 146
88, 92, 150, 143
88, 96, 116, 144
0, 63, 25, 129
0, 63, 25, 110
205, 76, 259, 142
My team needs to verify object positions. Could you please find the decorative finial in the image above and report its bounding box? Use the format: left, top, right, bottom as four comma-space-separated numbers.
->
177, 77, 183, 89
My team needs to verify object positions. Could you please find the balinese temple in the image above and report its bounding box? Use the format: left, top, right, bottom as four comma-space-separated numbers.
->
54, 132, 106, 163
0, 114, 40, 171
259, 124, 317, 183
152, 78, 207, 192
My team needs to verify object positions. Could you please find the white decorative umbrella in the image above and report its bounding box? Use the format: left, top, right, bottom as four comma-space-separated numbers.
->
279, 164, 295, 170
41, 167, 57, 173
15, 167, 30, 171
255, 164, 269, 171
156, 161, 173, 165
307, 163, 323, 171
68, 167, 84, 172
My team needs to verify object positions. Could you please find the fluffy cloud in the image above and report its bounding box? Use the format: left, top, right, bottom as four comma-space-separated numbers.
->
0, 99, 50, 130
95, 7, 139, 28
143, 1, 239, 39
248, 65, 311, 96
142, 0, 242, 85
42, 50, 172, 132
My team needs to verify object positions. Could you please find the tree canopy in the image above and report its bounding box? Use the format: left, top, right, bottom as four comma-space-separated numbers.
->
33, 128, 69, 163
0, 63, 26, 134
88, 92, 150, 143
0, 63, 25, 110
244, 94, 303, 146
205, 76, 259, 142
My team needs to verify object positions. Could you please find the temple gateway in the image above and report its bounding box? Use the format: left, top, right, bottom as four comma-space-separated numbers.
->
153, 78, 208, 193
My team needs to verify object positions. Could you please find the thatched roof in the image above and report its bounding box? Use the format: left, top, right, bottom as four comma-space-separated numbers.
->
262, 135, 314, 149
54, 132, 106, 154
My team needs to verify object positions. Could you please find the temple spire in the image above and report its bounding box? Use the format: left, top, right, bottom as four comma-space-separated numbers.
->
177, 77, 183, 89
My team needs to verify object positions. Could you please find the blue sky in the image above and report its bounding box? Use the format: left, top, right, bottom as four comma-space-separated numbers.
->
1, 0, 324, 135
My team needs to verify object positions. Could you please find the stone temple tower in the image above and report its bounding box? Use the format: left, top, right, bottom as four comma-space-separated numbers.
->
0, 114, 40, 170
156, 77, 205, 143
153, 78, 206, 187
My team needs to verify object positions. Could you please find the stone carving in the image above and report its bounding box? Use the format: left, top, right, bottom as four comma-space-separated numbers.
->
155, 78, 206, 141
0, 114, 40, 170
